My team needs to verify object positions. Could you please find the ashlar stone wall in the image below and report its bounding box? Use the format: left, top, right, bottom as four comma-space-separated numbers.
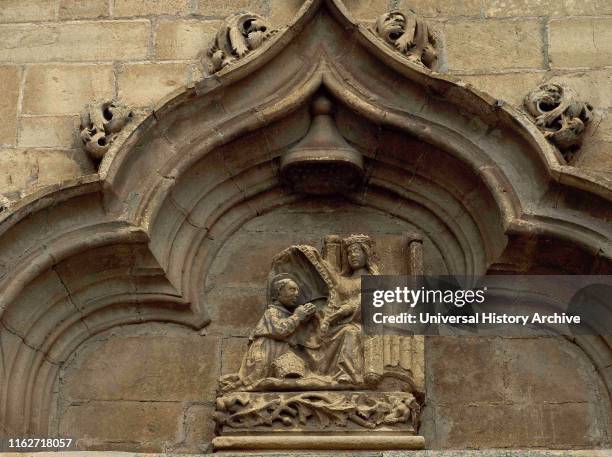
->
0, 0, 611, 201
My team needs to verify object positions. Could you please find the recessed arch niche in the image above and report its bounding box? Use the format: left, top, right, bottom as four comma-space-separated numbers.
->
0, 0, 610, 450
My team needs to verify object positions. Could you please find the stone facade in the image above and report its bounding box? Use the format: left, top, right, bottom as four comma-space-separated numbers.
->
1, 0, 612, 200
0, 0, 610, 455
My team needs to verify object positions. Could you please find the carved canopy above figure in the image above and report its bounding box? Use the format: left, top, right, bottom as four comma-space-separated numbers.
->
0, 0, 611, 448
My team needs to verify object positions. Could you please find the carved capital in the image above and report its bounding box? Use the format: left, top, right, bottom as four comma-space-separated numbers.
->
373, 10, 437, 69
80, 100, 133, 161
524, 83, 593, 162
203, 12, 277, 74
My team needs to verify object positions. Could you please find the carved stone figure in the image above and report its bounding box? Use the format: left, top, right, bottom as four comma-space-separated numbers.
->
214, 235, 424, 449
524, 83, 593, 161
236, 274, 317, 386
204, 12, 276, 74
373, 10, 437, 69
80, 100, 133, 160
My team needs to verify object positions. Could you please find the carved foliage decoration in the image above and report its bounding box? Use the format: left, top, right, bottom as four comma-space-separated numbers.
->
204, 12, 277, 74
214, 391, 420, 432
373, 10, 437, 69
80, 100, 133, 161
524, 83, 593, 161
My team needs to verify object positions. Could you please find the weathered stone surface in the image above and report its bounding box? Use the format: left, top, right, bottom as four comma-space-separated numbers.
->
58, 0, 109, 20
0, 148, 93, 194
398, 0, 481, 17
0, 66, 19, 146
23, 65, 114, 115
434, 402, 586, 448
341, 0, 389, 21
170, 404, 215, 453
1, 451, 610, 457
427, 337, 505, 404
17, 116, 79, 148
58, 401, 182, 450
577, 140, 612, 174
156, 20, 221, 60
0, 0, 56, 23
460, 72, 545, 106
221, 337, 249, 375
268, 0, 303, 25
549, 19, 612, 69
114, 0, 191, 17
118, 63, 189, 107
444, 20, 543, 71
197, 0, 264, 16
547, 70, 612, 110
502, 338, 602, 403
0, 22, 150, 63
485, 0, 612, 17
62, 333, 220, 402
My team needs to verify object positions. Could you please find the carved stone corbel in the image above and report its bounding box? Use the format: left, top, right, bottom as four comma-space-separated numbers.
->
373, 10, 437, 69
80, 100, 133, 161
203, 12, 277, 74
524, 83, 593, 162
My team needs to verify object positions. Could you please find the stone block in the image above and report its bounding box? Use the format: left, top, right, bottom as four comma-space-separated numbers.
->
459, 72, 545, 107
549, 19, 612, 69
0, 148, 93, 194
17, 116, 79, 149
502, 338, 599, 404
544, 402, 603, 447
268, 0, 304, 26
172, 404, 215, 453
0, 66, 20, 146
197, 0, 264, 16
59, 0, 110, 20
62, 333, 221, 402
23, 65, 114, 115
221, 337, 249, 375
155, 20, 222, 60
576, 141, 612, 174
426, 337, 505, 405
206, 285, 267, 335
0, 0, 56, 23
58, 401, 181, 449
484, 0, 612, 17
342, 0, 389, 21
435, 403, 546, 448
547, 70, 612, 109
0, 21, 150, 63
118, 63, 190, 108
398, 0, 481, 17
444, 19, 543, 71
114, 0, 191, 17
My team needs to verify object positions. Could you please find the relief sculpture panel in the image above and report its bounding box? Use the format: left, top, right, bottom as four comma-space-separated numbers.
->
213, 234, 425, 451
